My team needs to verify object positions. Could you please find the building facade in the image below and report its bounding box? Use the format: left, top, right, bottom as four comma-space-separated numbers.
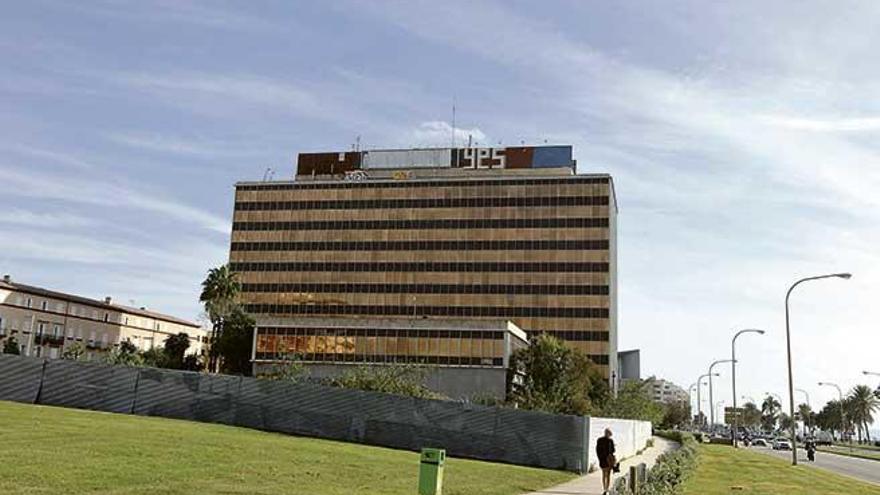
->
645, 377, 690, 404
253, 316, 528, 398
231, 145, 618, 392
0, 275, 205, 360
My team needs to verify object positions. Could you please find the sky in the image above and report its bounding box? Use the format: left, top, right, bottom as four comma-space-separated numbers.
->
2, 1, 879, 418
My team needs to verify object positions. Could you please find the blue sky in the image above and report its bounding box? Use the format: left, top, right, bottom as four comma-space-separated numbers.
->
2, 1, 879, 416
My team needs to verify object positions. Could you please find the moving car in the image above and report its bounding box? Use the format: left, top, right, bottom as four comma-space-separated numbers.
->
751, 438, 769, 447
773, 439, 792, 450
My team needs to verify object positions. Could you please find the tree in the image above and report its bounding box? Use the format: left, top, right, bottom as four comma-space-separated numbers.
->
199, 265, 241, 372
213, 307, 255, 375
181, 354, 204, 372
846, 385, 879, 444
741, 402, 762, 429
105, 340, 143, 367
163, 333, 191, 369
2, 337, 20, 355
797, 403, 814, 435
61, 342, 86, 361
761, 395, 781, 432
778, 412, 794, 432
601, 380, 665, 424
141, 346, 167, 368
815, 399, 844, 440
660, 399, 692, 429
508, 333, 606, 415
259, 354, 309, 383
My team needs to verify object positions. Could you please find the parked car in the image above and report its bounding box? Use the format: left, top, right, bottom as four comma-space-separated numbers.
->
773, 439, 793, 450
752, 438, 769, 447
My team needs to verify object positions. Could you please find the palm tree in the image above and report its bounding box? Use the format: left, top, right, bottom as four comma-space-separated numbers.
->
761, 395, 781, 432
742, 402, 761, 429
798, 403, 814, 435
200, 264, 241, 373
847, 385, 879, 443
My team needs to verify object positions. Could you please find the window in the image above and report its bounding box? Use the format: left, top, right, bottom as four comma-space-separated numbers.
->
37, 322, 46, 335
26, 297, 32, 308
34, 346, 42, 357
41, 301, 47, 311
103, 313, 109, 322
0, 316, 3, 333
53, 325, 60, 337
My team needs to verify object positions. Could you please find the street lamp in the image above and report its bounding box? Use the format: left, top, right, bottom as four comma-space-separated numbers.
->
731, 329, 765, 447
697, 373, 718, 429
688, 383, 698, 427
785, 272, 851, 465
709, 359, 735, 427
864, 371, 880, 378
818, 381, 845, 442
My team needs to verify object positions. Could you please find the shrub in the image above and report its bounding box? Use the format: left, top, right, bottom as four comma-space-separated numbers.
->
614, 431, 699, 495
324, 364, 443, 400
259, 354, 310, 383
3, 337, 21, 355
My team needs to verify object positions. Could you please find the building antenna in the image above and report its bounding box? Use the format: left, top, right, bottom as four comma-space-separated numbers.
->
262, 167, 274, 181
451, 96, 456, 148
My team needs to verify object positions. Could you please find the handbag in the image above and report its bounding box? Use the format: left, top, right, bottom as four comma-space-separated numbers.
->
607, 453, 617, 469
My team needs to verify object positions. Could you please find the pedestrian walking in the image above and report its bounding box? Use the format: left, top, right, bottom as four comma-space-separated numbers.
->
596, 428, 617, 495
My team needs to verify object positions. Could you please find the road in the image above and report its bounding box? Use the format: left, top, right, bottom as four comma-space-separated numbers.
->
755, 446, 880, 486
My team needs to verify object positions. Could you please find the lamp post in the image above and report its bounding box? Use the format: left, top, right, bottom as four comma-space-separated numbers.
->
708, 359, 734, 428
731, 329, 765, 447
864, 371, 880, 378
795, 388, 811, 436
818, 381, 845, 443
697, 373, 718, 429
785, 273, 851, 465
688, 383, 698, 428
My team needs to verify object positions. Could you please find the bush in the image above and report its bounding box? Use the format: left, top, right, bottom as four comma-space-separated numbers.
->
2, 337, 20, 355
259, 355, 310, 384
324, 364, 443, 400
615, 431, 699, 495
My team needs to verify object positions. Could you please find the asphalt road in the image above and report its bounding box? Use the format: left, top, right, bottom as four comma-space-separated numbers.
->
754, 446, 880, 487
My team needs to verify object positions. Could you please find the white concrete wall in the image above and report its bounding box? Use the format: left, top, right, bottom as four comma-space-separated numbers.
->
587, 416, 653, 471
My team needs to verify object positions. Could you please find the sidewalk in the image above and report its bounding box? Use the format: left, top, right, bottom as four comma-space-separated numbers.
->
523, 436, 678, 495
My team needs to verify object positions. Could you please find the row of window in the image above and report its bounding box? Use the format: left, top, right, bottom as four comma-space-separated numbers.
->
235, 195, 610, 211
230, 239, 609, 252
229, 261, 610, 273
237, 176, 610, 191
245, 303, 609, 318
253, 352, 610, 366
258, 327, 507, 339
255, 352, 505, 366
540, 330, 610, 342
256, 327, 609, 342
232, 217, 610, 232
8, 296, 166, 330
242, 283, 610, 295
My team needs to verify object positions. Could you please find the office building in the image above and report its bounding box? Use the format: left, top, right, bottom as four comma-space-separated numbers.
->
0, 275, 205, 360
230, 145, 618, 394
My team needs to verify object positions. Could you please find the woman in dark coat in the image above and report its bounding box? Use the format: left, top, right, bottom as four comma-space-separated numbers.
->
596, 428, 616, 495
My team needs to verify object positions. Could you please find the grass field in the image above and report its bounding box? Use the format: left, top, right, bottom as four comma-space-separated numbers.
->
681, 445, 879, 495
818, 445, 880, 462
0, 401, 574, 495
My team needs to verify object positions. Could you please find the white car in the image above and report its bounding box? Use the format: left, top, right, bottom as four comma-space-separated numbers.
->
773, 439, 792, 450
751, 438, 769, 447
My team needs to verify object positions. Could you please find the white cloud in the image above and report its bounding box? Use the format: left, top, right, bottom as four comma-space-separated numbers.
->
407, 121, 488, 148
760, 115, 880, 132
0, 209, 96, 228
0, 166, 230, 234
105, 131, 260, 158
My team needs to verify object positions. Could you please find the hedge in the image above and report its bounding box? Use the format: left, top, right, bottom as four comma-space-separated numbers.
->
613, 430, 699, 495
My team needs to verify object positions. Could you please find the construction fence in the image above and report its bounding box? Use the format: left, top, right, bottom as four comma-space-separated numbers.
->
0, 354, 592, 472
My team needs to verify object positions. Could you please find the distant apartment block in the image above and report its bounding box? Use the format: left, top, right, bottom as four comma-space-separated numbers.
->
230, 145, 618, 396
0, 275, 205, 360
645, 376, 689, 404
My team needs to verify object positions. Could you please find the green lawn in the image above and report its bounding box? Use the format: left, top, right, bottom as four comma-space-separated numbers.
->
681, 445, 879, 495
819, 445, 880, 461
0, 401, 574, 495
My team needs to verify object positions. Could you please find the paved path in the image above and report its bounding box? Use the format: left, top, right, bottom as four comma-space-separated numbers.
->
523, 437, 678, 495
755, 446, 880, 486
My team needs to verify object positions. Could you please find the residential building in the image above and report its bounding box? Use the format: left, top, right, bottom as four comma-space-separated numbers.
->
231, 145, 618, 395
0, 275, 205, 360
645, 376, 689, 404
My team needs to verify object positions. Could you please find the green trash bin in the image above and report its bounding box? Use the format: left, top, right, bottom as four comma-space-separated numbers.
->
418, 448, 446, 495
